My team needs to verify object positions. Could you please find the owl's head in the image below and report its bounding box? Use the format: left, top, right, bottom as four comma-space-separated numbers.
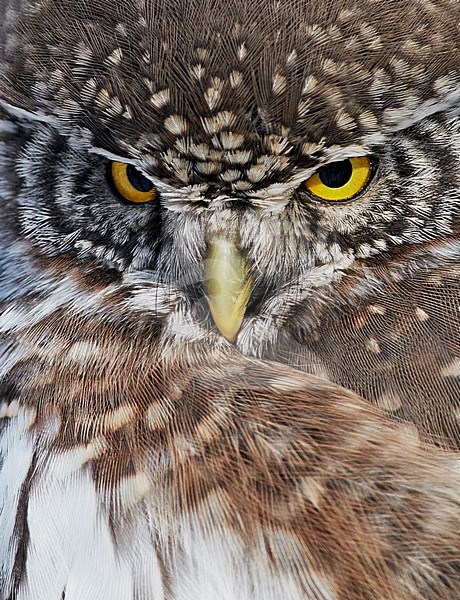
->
1, 0, 460, 353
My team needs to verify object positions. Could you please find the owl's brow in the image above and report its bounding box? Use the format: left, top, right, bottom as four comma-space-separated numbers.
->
0, 100, 169, 187
0, 100, 58, 126
382, 91, 460, 133
1, 98, 380, 196
87, 145, 136, 165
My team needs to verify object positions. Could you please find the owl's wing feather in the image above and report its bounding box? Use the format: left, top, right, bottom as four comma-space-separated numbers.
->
160, 351, 460, 599
1, 315, 459, 599
278, 243, 460, 450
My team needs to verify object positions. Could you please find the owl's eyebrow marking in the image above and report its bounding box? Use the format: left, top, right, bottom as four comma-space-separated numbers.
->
88, 146, 137, 165
383, 91, 460, 133
0, 99, 145, 171
0, 100, 59, 126
89, 146, 176, 192
321, 145, 372, 162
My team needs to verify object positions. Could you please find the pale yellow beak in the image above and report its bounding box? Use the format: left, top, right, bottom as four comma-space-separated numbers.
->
204, 236, 252, 342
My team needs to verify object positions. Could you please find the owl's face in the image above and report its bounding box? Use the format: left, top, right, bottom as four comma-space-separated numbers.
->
2, 0, 460, 355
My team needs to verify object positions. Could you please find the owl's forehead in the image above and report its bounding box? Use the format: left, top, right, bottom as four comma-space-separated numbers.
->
3, 0, 459, 174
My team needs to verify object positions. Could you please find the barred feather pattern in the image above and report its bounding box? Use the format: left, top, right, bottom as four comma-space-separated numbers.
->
0, 1, 460, 599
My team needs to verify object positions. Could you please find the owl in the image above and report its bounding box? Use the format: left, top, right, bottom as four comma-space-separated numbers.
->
0, 0, 459, 598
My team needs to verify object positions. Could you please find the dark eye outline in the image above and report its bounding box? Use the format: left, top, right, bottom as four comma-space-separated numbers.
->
302, 156, 378, 204
106, 161, 158, 205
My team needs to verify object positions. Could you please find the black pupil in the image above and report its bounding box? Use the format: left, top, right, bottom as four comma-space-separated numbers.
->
318, 159, 353, 188
126, 164, 154, 192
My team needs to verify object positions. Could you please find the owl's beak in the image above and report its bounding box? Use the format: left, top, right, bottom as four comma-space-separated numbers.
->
204, 236, 253, 342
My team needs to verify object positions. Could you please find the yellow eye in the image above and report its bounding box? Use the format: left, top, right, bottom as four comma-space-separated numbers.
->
303, 156, 373, 202
108, 161, 158, 204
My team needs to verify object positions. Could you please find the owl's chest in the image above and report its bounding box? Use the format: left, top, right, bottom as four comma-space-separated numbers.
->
0, 410, 314, 600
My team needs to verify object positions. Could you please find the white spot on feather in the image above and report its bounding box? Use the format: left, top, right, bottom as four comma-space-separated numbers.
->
149, 89, 171, 109
247, 164, 267, 183
368, 304, 386, 315
205, 87, 221, 111
195, 47, 210, 61
164, 114, 188, 135
116, 472, 151, 510
224, 150, 253, 165
191, 64, 206, 80
301, 74, 317, 95
65, 340, 101, 364
366, 338, 381, 354
322, 58, 339, 75
442, 359, 460, 378
201, 112, 237, 135
1, 400, 19, 418
196, 161, 221, 175
229, 70, 243, 88
220, 169, 241, 182
95, 89, 123, 116
56, 439, 107, 476
219, 131, 245, 150
122, 105, 133, 120
80, 78, 98, 102
286, 49, 298, 65
75, 42, 93, 63
298, 476, 324, 509
335, 109, 356, 131
415, 307, 429, 321
115, 22, 128, 36
376, 391, 402, 412
147, 402, 173, 429
103, 404, 136, 431
205, 77, 224, 111
106, 47, 123, 66
237, 43, 247, 61
272, 74, 287, 95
